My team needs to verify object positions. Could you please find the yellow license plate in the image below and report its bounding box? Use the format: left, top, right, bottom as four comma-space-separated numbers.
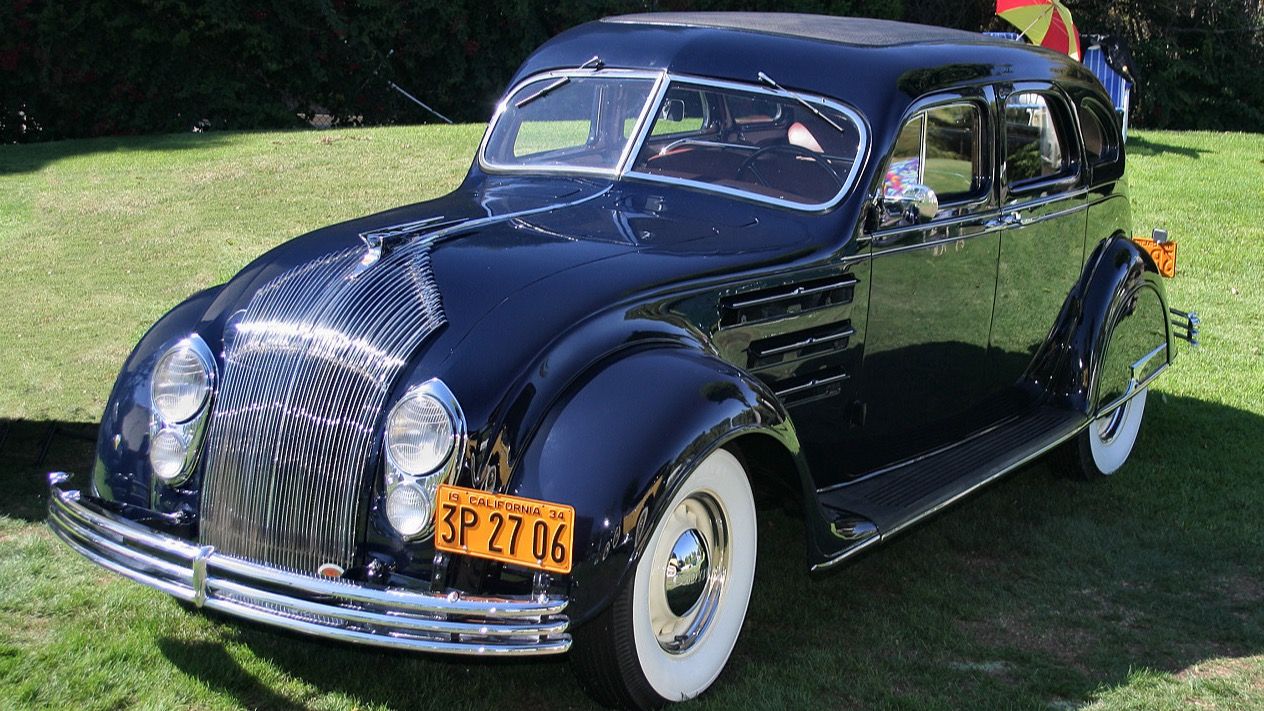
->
434, 485, 575, 574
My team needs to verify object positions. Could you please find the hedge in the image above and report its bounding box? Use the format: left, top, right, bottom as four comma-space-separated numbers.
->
2, 0, 1260, 143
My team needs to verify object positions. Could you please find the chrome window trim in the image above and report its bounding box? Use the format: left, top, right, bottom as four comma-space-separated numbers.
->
477, 69, 667, 179
479, 70, 871, 213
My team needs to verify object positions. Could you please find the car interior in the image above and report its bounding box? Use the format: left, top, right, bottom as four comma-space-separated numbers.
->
631, 85, 861, 205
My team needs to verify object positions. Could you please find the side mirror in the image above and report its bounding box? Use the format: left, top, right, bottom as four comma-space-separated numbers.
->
661, 99, 685, 123
882, 183, 939, 223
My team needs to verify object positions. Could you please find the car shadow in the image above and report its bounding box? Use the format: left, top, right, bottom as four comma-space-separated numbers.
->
8, 392, 1263, 709
1128, 135, 1214, 160
156, 639, 309, 711
0, 417, 97, 522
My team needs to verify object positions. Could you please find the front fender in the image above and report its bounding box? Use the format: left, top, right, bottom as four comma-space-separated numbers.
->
93, 285, 225, 509
507, 346, 802, 625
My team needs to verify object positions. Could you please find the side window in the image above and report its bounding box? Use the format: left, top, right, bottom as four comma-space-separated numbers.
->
1004, 92, 1070, 184
1079, 100, 1118, 164
883, 103, 984, 203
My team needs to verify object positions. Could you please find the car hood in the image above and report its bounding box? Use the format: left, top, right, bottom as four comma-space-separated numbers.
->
198, 175, 839, 425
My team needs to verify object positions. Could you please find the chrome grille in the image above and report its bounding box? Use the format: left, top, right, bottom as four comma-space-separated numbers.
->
200, 236, 446, 574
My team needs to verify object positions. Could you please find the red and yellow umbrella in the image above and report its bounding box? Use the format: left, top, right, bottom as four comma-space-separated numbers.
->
997, 0, 1082, 61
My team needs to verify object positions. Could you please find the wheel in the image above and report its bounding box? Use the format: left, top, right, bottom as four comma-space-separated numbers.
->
572, 447, 757, 709
1060, 387, 1148, 478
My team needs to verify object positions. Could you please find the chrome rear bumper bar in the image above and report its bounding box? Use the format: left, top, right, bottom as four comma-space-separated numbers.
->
46, 472, 571, 656
1170, 308, 1200, 347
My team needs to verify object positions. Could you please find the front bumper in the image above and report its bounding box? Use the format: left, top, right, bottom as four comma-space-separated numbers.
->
46, 472, 571, 656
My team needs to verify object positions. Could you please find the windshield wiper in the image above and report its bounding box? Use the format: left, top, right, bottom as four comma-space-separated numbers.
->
756, 71, 847, 135
514, 56, 605, 109
515, 77, 570, 108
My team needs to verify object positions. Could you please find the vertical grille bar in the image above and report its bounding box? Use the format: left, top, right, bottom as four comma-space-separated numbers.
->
200, 237, 446, 574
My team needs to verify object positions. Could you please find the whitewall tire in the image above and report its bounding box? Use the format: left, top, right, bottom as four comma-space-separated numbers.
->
1062, 387, 1149, 478
572, 447, 757, 710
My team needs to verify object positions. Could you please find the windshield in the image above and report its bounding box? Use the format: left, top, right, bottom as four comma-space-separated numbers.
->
481, 73, 658, 175
628, 82, 864, 208
480, 73, 867, 210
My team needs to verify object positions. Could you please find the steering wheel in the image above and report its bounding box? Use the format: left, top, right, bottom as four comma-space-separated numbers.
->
736, 144, 843, 189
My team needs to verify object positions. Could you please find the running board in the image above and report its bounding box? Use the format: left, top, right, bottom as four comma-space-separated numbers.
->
812, 406, 1085, 571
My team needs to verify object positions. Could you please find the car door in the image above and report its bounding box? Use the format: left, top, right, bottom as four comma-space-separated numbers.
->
988, 86, 1088, 392
853, 90, 1008, 475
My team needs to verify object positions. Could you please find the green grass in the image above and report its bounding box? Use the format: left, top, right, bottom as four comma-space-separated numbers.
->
1, 127, 1262, 710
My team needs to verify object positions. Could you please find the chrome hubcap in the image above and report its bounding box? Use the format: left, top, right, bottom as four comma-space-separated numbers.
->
664, 529, 710, 616
649, 492, 729, 654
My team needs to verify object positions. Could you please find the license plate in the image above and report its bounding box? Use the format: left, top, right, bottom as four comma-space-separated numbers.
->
1132, 236, 1178, 278
433, 485, 574, 574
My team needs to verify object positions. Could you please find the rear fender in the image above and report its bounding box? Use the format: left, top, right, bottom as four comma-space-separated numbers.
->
508, 346, 808, 625
1048, 234, 1173, 415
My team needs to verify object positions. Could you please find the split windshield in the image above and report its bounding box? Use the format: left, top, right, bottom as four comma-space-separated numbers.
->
481, 74, 658, 174
481, 73, 866, 209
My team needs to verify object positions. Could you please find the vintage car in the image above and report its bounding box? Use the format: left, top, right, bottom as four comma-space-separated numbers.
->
47, 12, 1199, 710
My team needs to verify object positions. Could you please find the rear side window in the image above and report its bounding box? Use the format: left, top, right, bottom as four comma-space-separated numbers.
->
1004, 92, 1071, 184
883, 103, 985, 203
1079, 100, 1119, 164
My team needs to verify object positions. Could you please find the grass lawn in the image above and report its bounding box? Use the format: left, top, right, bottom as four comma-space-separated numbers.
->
1, 126, 1262, 710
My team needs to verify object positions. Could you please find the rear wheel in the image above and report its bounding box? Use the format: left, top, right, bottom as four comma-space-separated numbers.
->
572, 447, 757, 709
1061, 387, 1148, 478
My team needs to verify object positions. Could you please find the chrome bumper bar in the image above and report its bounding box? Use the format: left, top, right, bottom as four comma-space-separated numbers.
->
46, 472, 571, 656
1170, 308, 1200, 347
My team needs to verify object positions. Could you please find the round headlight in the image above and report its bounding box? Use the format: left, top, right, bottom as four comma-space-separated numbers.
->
151, 344, 211, 423
149, 429, 189, 482
386, 482, 433, 538
385, 393, 455, 475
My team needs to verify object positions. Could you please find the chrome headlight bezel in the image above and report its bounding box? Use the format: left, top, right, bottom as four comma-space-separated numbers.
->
148, 335, 216, 487
150, 339, 214, 424
383, 378, 465, 541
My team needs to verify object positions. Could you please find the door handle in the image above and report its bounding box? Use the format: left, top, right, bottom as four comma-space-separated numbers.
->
985, 212, 1023, 229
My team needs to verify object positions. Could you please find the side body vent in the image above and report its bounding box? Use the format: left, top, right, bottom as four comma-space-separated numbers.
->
714, 270, 863, 408
719, 275, 857, 328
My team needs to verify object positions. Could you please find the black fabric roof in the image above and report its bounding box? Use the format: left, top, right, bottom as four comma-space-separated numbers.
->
602, 13, 994, 48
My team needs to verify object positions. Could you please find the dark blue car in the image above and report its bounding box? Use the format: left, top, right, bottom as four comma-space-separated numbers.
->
47, 13, 1198, 709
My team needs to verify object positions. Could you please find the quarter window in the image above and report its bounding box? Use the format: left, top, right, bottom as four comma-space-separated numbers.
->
883, 103, 984, 203
1079, 100, 1118, 164
1004, 92, 1070, 184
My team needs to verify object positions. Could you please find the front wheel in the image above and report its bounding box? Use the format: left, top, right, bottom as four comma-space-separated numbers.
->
572, 447, 757, 709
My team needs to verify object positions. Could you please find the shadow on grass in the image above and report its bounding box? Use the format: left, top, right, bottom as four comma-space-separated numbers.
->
1129, 135, 1214, 160
0, 418, 97, 522
0, 132, 237, 175
6, 392, 1262, 708
158, 640, 308, 711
